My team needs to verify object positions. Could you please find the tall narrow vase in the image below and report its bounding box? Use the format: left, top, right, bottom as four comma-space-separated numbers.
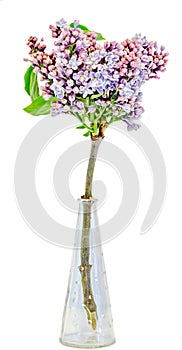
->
60, 198, 115, 348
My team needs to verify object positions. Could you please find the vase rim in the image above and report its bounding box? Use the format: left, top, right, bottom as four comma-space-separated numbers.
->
77, 197, 98, 203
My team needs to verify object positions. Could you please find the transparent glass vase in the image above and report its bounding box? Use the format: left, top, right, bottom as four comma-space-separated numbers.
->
60, 198, 115, 348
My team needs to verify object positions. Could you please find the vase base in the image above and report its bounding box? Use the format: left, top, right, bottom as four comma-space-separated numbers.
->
60, 333, 116, 349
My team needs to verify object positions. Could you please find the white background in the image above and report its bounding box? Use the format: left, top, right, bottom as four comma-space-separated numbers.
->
0, 1, 182, 349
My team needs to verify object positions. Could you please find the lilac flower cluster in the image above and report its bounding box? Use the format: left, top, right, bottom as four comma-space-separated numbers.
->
26, 19, 168, 133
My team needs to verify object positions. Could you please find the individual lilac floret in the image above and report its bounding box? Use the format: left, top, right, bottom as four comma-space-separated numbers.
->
68, 56, 82, 70
73, 71, 89, 84
51, 82, 65, 99
105, 53, 120, 67
118, 83, 134, 99
72, 100, 85, 114
85, 51, 102, 67
89, 72, 105, 90
73, 20, 80, 28
87, 105, 96, 113
79, 84, 93, 98
51, 99, 71, 117
56, 18, 68, 29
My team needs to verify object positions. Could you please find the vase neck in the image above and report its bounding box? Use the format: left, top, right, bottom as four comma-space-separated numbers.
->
77, 198, 97, 214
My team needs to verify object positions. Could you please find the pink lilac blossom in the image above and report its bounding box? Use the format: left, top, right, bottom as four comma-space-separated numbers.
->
26, 18, 168, 131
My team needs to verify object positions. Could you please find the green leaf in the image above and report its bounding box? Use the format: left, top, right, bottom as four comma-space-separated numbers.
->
76, 96, 85, 102
83, 131, 90, 137
92, 101, 100, 109
70, 23, 89, 33
24, 66, 34, 96
85, 97, 90, 107
76, 125, 86, 129
78, 24, 89, 32
90, 93, 102, 100
30, 70, 40, 101
24, 65, 40, 101
23, 96, 57, 116
96, 32, 106, 41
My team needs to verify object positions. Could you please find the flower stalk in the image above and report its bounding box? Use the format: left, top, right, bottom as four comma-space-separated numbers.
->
79, 134, 103, 330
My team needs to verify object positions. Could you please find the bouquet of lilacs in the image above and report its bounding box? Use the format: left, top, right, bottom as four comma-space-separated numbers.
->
24, 18, 168, 136
24, 19, 168, 333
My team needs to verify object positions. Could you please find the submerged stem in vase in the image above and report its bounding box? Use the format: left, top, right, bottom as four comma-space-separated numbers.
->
79, 136, 103, 330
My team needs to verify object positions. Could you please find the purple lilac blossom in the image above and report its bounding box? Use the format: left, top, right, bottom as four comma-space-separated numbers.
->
26, 19, 168, 131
